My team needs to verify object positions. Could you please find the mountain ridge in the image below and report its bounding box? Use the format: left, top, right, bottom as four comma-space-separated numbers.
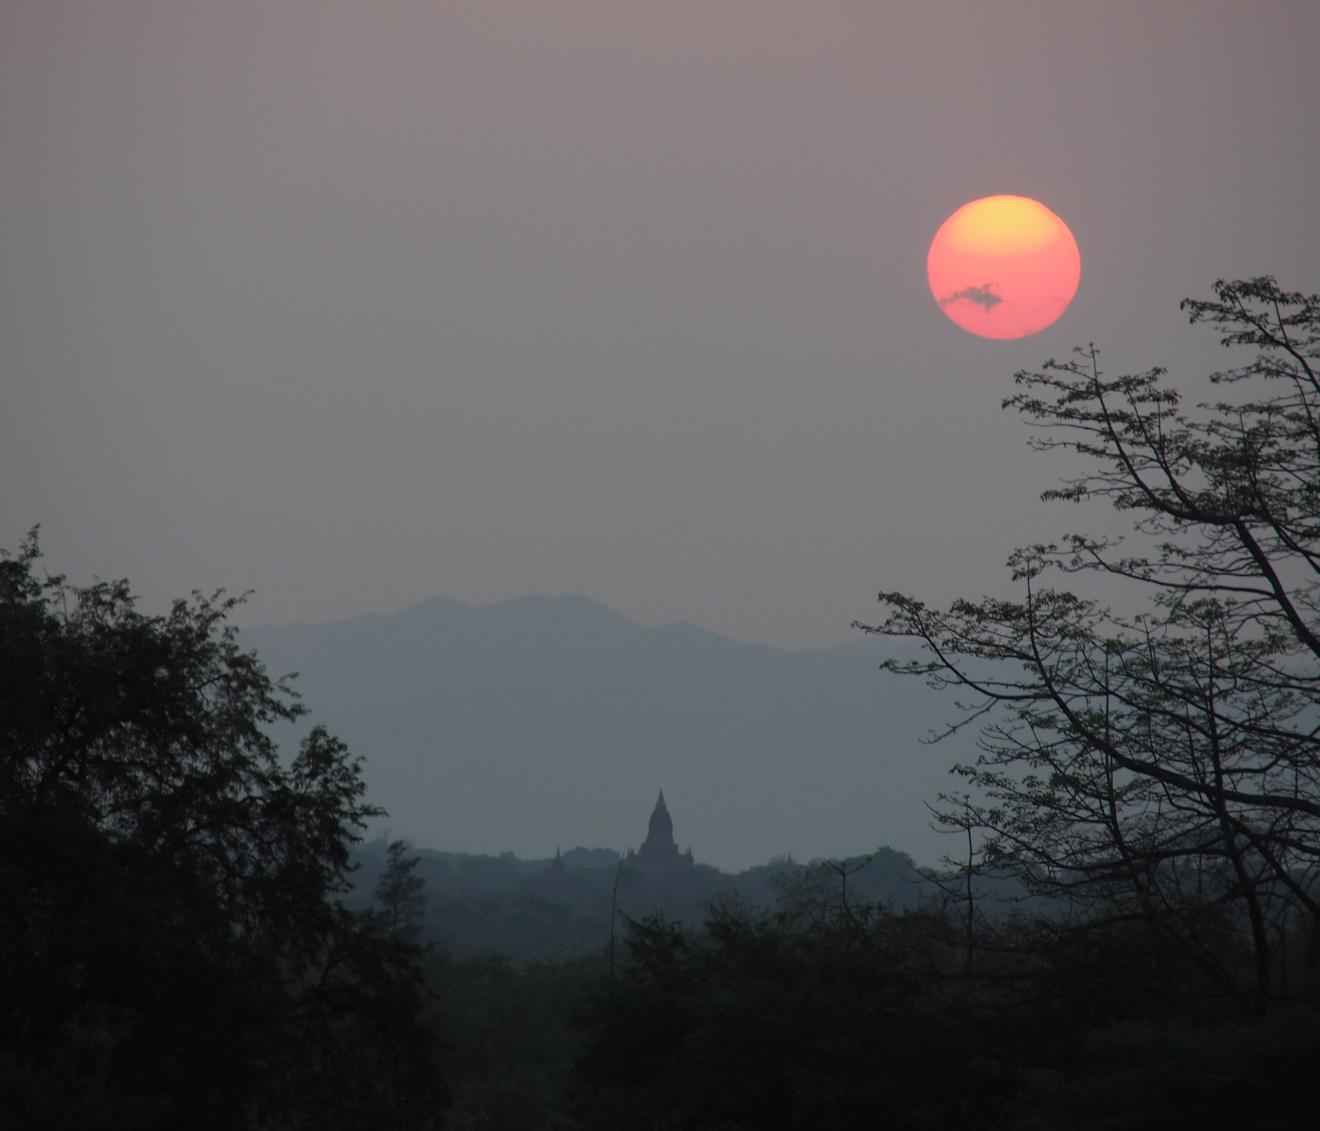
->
242, 594, 968, 871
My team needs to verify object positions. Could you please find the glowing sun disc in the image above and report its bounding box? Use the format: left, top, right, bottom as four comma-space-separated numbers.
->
927, 195, 1081, 340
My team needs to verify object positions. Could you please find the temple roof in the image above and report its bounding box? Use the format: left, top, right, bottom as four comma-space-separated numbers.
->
646, 790, 674, 849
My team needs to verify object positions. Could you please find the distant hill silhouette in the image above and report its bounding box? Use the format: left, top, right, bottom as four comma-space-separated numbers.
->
350, 832, 941, 961
347, 779, 1040, 960
243, 595, 974, 870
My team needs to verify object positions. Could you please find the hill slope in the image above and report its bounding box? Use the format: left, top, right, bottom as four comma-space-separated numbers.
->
243, 596, 972, 870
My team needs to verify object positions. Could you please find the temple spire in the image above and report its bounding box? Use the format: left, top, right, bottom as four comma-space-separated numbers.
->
639, 789, 691, 867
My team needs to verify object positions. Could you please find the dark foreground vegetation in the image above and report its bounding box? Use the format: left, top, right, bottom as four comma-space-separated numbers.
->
0, 535, 448, 1129
3, 278, 1318, 1128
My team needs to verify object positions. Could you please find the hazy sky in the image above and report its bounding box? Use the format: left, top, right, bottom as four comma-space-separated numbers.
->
4, 1, 1318, 648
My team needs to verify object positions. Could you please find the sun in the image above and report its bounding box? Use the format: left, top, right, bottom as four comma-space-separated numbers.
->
927, 195, 1081, 340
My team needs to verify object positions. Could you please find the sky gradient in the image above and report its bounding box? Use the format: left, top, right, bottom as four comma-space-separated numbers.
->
5, 0, 1319, 649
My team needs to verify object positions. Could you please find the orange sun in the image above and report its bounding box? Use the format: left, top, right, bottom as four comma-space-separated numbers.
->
927, 195, 1080, 340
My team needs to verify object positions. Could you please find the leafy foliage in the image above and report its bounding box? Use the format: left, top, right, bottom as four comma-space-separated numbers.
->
0, 532, 447, 1129
573, 901, 1000, 1131
376, 838, 428, 941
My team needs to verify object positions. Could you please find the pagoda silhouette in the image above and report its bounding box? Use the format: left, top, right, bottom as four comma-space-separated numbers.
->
631, 790, 694, 868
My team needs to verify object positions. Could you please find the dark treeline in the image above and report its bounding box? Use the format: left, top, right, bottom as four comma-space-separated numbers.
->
380, 837, 1320, 1129
348, 837, 941, 961
4, 278, 1319, 1128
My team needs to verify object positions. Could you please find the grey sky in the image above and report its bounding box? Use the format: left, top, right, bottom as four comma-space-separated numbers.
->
4, 0, 1318, 649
